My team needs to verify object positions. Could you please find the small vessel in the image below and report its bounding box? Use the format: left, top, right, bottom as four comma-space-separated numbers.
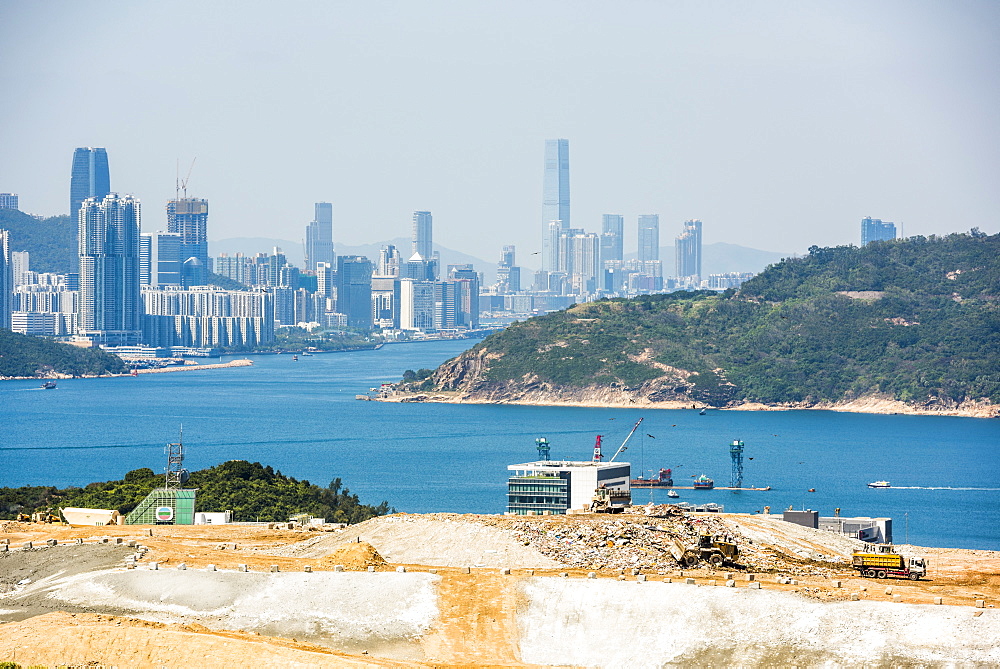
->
631, 468, 674, 488
699, 408, 706, 415
808, 488, 816, 492
868, 481, 891, 488
693, 474, 714, 489
292, 355, 299, 361
666, 490, 679, 498
41, 380, 57, 390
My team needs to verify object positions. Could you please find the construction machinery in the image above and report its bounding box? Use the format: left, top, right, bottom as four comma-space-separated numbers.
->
665, 533, 740, 568
852, 544, 927, 580
589, 486, 631, 513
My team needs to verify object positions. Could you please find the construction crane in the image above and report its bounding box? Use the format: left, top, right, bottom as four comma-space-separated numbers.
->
610, 417, 644, 462
592, 435, 604, 462
175, 157, 197, 200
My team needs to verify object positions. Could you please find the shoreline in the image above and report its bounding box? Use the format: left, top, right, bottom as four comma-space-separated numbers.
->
0, 358, 254, 381
375, 391, 999, 419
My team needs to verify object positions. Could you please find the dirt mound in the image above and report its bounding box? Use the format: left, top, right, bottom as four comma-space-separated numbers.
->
0, 521, 28, 533
320, 541, 387, 570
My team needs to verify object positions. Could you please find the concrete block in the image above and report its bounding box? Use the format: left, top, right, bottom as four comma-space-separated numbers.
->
587, 572, 597, 579
334, 565, 344, 572
127, 540, 136, 547
725, 573, 734, 580
527, 569, 534, 576
0, 538, 8, 545
149, 562, 158, 570
637, 575, 647, 582
206, 564, 217, 571
270, 565, 280, 573
749, 582, 761, 589
559, 572, 569, 578
429, 569, 437, 574
76, 538, 84, 545
934, 597, 943, 605
618, 574, 626, 581
664, 577, 672, 584
286, 522, 294, 530
501, 568, 511, 575
461, 567, 471, 574
367, 566, 375, 572
0, 544, 6, 552
685, 578, 696, 585
746, 574, 755, 581
267, 523, 275, 529
22, 542, 32, 550
790, 579, 798, 586
833, 581, 842, 588
726, 580, 736, 587
884, 587, 893, 595
631, 568, 640, 576
46, 538, 57, 547
893, 594, 902, 603
976, 600, 986, 609
709, 580, 717, 587
396, 566, 407, 573
238, 564, 248, 572
850, 593, 859, 601
304, 566, 312, 573
114, 537, 124, 545
178, 563, 187, 570
100, 537, 109, 544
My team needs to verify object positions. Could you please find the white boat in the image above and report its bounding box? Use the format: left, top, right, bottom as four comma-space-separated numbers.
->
868, 481, 891, 488
666, 490, 679, 498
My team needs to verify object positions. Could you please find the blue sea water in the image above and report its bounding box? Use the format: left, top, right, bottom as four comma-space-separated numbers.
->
2, 339, 998, 551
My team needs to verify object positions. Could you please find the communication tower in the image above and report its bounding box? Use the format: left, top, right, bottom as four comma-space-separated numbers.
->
730, 439, 744, 489
164, 427, 188, 489
535, 437, 551, 461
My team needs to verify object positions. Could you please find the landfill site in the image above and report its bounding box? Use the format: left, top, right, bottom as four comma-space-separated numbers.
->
2, 508, 999, 667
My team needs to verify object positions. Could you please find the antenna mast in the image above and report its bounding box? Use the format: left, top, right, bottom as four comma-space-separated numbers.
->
165, 426, 185, 489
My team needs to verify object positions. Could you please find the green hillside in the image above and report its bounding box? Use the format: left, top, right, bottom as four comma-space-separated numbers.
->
0, 209, 77, 275
0, 329, 127, 378
0, 461, 393, 524
415, 232, 1000, 409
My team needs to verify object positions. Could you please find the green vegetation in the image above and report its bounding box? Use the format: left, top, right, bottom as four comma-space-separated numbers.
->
0, 461, 393, 523
0, 329, 128, 378
264, 325, 378, 353
424, 232, 1000, 407
0, 209, 77, 274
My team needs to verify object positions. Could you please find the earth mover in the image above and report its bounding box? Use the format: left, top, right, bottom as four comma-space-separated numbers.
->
667, 533, 740, 568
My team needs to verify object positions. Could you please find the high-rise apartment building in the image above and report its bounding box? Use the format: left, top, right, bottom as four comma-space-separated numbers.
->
166, 198, 209, 285
601, 214, 624, 265
78, 193, 142, 344
11, 251, 29, 287
0, 193, 18, 210
140, 232, 183, 286
676, 219, 703, 280
861, 217, 897, 246
306, 202, 334, 270
638, 215, 660, 262
70, 148, 110, 222
496, 245, 521, 293
0, 230, 11, 330
542, 139, 570, 270
336, 255, 373, 329
142, 286, 274, 348
412, 211, 433, 260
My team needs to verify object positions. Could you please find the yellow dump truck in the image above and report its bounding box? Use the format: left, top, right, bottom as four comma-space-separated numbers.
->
851, 545, 927, 580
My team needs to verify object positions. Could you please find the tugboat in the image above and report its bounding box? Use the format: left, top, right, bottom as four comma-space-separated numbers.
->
692, 474, 715, 489
41, 380, 57, 390
868, 481, 891, 488
630, 468, 674, 488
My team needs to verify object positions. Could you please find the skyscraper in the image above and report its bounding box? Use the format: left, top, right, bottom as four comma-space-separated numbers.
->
0, 230, 11, 330
306, 202, 334, 270
601, 214, 624, 265
861, 217, 897, 246
412, 211, 433, 260
676, 219, 703, 280
78, 193, 142, 344
70, 148, 110, 222
336, 255, 373, 329
166, 198, 209, 286
638, 215, 660, 262
139, 232, 183, 286
542, 139, 570, 270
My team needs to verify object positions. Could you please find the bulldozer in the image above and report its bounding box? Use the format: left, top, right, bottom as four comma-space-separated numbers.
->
30, 509, 62, 524
668, 533, 740, 568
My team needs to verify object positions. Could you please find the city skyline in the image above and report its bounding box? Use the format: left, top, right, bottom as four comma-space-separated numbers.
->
2, 2, 997, 263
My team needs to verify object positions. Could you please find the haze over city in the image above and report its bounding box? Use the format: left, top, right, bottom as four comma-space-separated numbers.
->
2, 1, 998, 264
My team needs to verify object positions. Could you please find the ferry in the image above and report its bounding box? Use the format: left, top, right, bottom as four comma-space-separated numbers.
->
868, 481, 891, 488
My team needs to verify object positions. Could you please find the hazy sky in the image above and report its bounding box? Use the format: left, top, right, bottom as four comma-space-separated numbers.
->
2, 1, 997, 266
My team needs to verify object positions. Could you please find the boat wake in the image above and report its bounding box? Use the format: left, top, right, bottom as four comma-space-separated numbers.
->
882, 486, 1000, 491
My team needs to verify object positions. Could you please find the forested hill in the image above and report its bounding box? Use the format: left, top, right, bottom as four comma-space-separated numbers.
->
0, 329, 127, 378
412, 232, 1000, 414
0, 209, 76, 274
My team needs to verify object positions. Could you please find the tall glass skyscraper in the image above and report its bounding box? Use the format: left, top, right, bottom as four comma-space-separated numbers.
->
166, 197, 209, 286
78, 193, 142, 344
542, 139, 570, 270
0, 230, 11, 330
638, 214, 660, 262
306, 202, 334, 270
601, 214, 624, 264
336, 255, 373, 329
675, 219, 703, 279
412, 211, 433, 259
70, 147, 110, 222
861, 217, 897, 246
